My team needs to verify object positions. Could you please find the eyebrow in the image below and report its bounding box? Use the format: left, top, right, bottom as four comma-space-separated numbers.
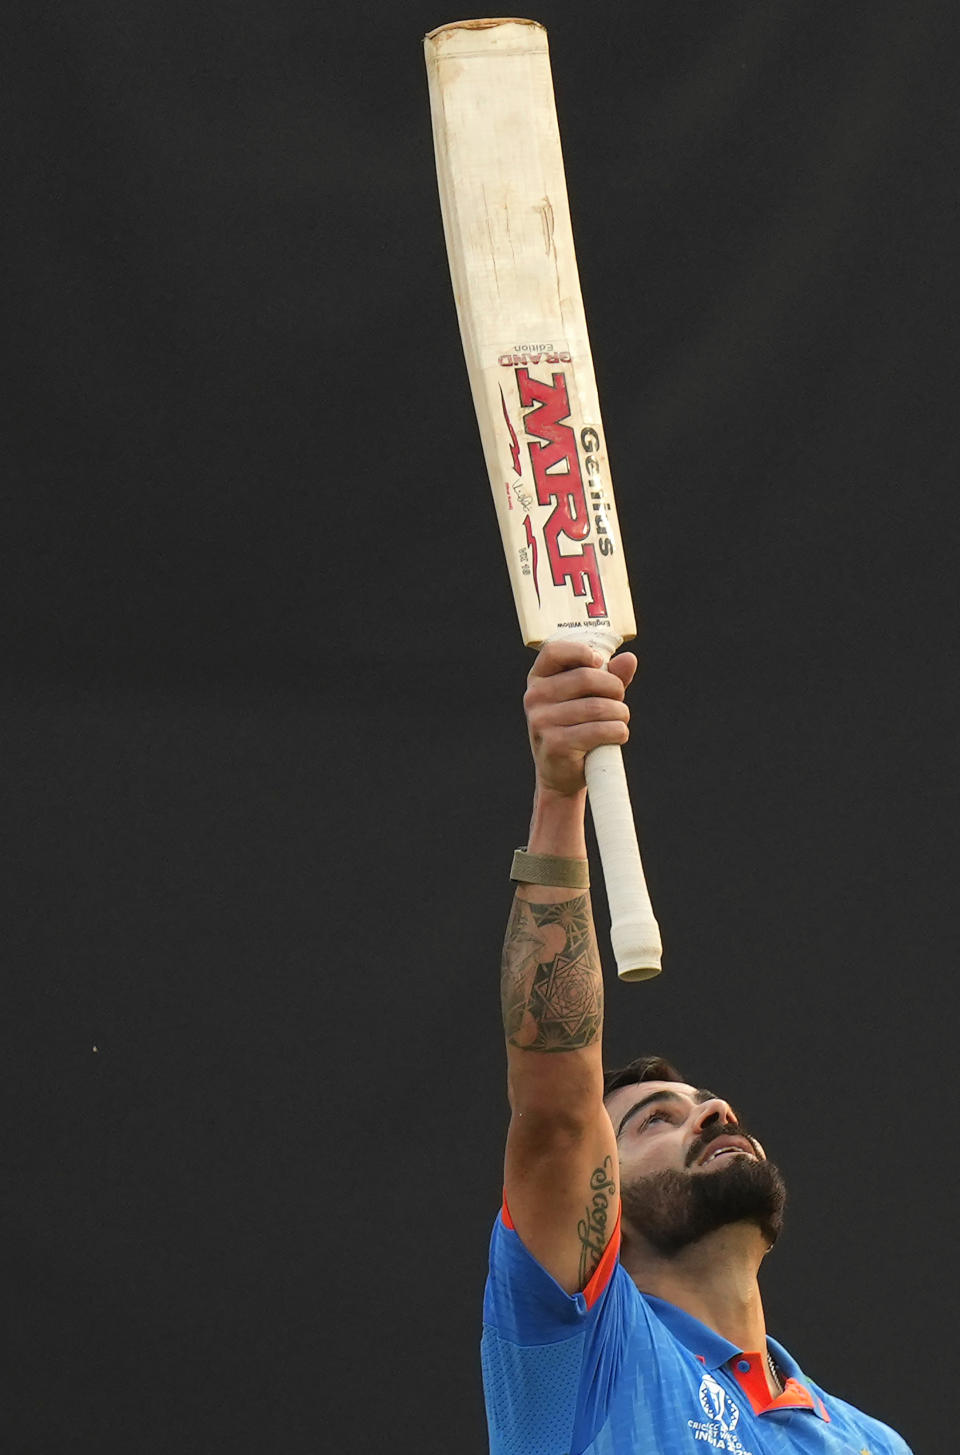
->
614, 1088, 730, 1138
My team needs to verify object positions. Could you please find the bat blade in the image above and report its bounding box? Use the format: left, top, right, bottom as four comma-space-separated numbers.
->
425, 18, 661, 979
424, 18, 632, 647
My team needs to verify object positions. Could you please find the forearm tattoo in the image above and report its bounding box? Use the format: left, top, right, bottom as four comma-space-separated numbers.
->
578, 1158, 616, 1285
500, 893, 603, 1051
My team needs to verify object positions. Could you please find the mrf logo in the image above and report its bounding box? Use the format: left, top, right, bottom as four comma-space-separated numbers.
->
515, 367, 608, 617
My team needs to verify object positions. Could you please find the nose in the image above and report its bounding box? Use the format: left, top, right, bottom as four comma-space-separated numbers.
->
692, 1097, 738, 1135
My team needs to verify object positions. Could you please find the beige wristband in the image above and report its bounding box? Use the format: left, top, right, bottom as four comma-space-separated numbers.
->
510, 847, 590, 889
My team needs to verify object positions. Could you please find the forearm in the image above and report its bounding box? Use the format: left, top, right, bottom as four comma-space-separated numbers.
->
501, 788, 604, 1112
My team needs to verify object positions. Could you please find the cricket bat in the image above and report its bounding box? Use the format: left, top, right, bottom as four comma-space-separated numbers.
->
424, 18, 661, 980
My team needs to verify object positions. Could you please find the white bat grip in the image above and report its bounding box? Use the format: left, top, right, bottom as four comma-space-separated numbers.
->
552, 627, 662, 980
584, 743, 661, 980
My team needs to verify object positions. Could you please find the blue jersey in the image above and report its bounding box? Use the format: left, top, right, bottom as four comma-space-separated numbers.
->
482, 1208, 913, 1455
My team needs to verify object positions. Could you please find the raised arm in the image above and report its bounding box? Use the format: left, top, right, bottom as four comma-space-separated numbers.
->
501, 638, 637, 1294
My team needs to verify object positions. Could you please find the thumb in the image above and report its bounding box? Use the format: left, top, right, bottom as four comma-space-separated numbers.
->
606, 650, 638, 690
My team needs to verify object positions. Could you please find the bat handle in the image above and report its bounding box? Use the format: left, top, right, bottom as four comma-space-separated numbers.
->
585, 743, 661, 980
556, 628, 662, 981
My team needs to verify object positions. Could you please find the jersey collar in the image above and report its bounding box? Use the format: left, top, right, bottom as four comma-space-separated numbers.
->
643, 1293, 830, 1422
643, 1292, 741, 1369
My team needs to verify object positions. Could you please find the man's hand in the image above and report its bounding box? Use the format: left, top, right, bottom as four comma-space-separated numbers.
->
524, 640, 638, 798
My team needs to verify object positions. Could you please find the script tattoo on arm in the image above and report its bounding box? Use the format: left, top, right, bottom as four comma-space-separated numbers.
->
578, 1157, 616, 1285
500, 893, 603, 1051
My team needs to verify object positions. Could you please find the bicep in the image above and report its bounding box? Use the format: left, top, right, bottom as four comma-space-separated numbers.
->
503, 1099, 620, 1295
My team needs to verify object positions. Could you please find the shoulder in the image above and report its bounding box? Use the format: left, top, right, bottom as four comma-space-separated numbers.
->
810, 1384, 914, 1454
482, 1212, 704, 1455
483, 1205, 638, 1344
483, 1209, 707, 1365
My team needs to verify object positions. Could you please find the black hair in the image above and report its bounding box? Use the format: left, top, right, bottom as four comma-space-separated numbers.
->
602, 1055, 686, 1099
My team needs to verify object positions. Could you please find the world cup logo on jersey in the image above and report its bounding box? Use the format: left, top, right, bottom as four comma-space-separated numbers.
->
687, 1373, 754, 1453
700, 1374, 738, 1428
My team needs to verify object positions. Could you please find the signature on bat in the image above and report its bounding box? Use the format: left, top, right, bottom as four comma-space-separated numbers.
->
512, 480, 534, 512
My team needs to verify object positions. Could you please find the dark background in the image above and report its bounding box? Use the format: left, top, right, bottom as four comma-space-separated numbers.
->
4, 1, 956, 1450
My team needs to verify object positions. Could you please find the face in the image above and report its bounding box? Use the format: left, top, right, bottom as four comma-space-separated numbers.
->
604, 1080, 786, 1257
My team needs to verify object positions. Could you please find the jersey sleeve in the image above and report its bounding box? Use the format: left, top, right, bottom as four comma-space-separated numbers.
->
480, 1204, 633, 1455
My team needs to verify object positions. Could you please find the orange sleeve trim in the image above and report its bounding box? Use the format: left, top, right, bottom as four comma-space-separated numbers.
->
582, 1202, 621, 1309
500, 1194, 621, 1309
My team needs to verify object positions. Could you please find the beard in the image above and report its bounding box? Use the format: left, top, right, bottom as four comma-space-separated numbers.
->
620, 1154, 787, 1258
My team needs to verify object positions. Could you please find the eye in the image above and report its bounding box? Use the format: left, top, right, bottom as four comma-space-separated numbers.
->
639, 1108, 672, 1130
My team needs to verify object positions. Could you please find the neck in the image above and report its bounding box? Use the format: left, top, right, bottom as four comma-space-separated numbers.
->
621, 1222, 772, 1368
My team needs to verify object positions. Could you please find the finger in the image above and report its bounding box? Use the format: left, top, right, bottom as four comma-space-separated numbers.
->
529, 696, 630, 730
539, 720, 630, 760
528, 639, 603, 679
526, 666, 626, 707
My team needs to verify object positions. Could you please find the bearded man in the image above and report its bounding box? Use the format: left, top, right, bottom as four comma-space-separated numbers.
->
483, 639, 912, 1454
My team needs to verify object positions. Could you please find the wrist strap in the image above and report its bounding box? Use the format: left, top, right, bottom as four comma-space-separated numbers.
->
510, 847, 590, 888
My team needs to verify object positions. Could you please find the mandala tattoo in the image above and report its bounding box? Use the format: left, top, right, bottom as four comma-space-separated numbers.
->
500, 893, 603, 1051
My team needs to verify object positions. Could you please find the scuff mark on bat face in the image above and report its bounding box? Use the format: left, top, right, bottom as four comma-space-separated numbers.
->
536, 197, 555, 256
